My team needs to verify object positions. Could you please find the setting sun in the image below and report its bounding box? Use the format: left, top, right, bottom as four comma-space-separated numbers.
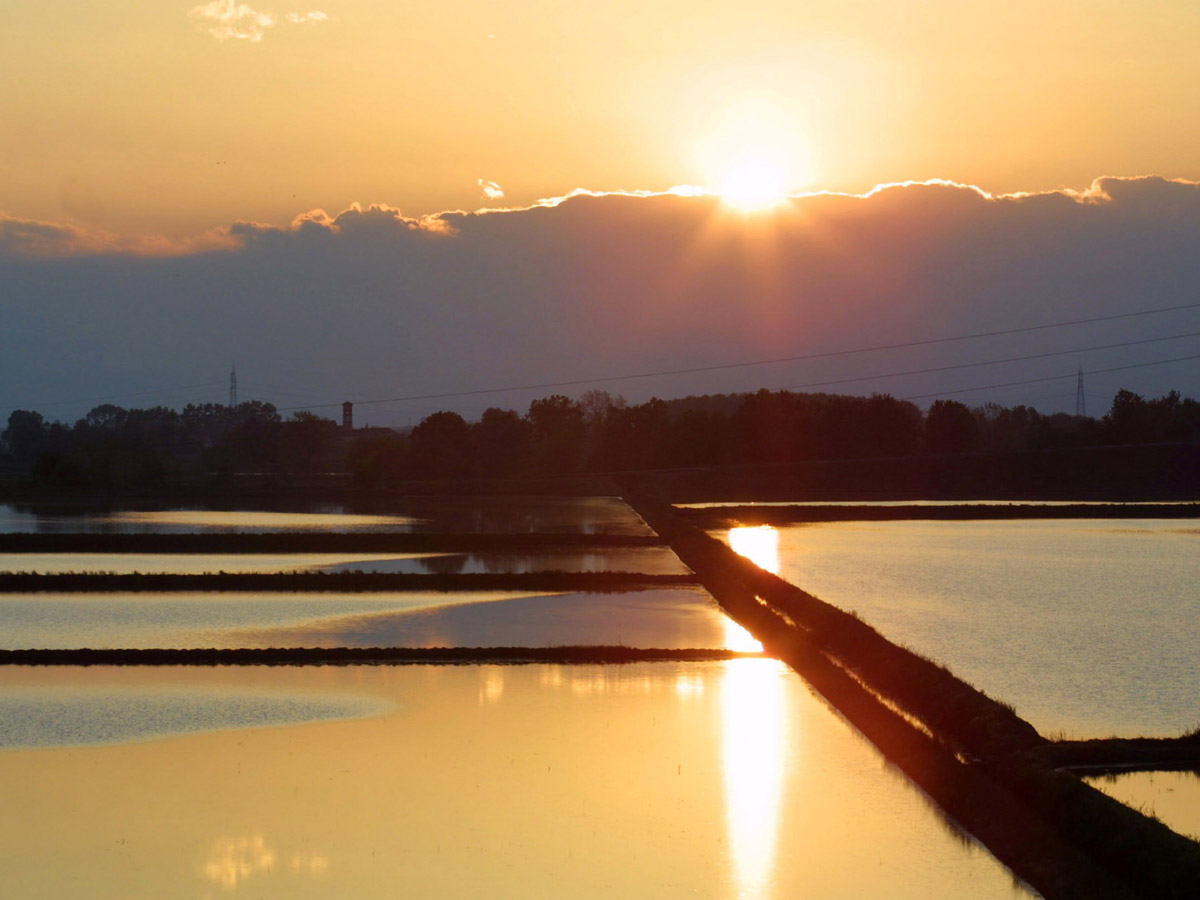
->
692, 98, 810, 212
718, 158, 790, 211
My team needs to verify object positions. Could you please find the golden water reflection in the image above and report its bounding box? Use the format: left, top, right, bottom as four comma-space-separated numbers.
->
0, 664, 1036, 899
723, 525, 775, 653
748, 519, 1200, 736
728, 525, 780, 574
97, 510, 421, 530
723, 659, 788, 900
1085, 771, 1200, 840
723, 616, 764, 653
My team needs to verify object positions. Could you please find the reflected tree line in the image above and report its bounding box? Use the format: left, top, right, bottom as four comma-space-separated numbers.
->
2, 388, 1199, 490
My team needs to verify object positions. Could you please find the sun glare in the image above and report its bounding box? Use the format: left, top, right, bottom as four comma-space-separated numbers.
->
694, 97, 810, 213
719, 159, 789, 211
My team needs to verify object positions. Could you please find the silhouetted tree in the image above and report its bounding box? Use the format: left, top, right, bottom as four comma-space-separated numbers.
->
472, 407, 530, 477
3, 410, 47, 467
925, 399, 979, 453
733, 390, 805, 464
527, 394, 585, 473
279, 411, 339, 475
1104, 388, 1200, 444
592, 398, 670, 470
856, 394, 924, 458
660, 408, 730, 467
347, 431, 408, 487
409, 411, 473, 478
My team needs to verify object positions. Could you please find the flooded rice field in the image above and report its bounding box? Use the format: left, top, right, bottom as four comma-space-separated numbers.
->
0, 663, 1033, 900
719, 519, 1200, 737
0, 496, 1046, 897
1084, 770, 1200, 842
0, 545, 688, 576
0, 587, 743, 651
12, 495, 1199, 896
0, 496, 655, 535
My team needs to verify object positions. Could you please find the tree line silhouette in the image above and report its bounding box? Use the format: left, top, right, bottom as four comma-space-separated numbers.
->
2, 387, 1198, 490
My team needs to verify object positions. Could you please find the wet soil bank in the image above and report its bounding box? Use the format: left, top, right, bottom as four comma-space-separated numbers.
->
0, 646, 752, 666
1035, 735, 1200, 774
0, 532, 662, 554
681, 502, 1200, 527
625, 492, 1200, 900
0, 571, 696, 593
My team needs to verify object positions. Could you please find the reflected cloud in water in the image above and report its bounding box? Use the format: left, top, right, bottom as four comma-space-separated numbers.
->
479, 667, 506, 705
674, 672, 706, 697
0, 688, 388, 748
201, 834, 328, 890
203, 834, 276, 890
530, 665, 703, 699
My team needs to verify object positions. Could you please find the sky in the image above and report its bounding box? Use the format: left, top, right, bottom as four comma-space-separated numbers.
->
3, 0, 1200, 426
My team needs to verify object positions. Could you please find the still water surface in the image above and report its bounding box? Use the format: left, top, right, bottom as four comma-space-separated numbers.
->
680, 500, 1198, 508
0, 552, 436, 575
0, 685, 389, 748
1084, 770, 1200, 841
0, 587, 740, 650
0, 663, 1034, 900
0, 497, 654, 535
0, 546, 688, 576
723, 519, 1200, 737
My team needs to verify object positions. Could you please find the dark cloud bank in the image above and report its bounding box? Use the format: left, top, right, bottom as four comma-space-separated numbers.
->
3, 176, 1199, 426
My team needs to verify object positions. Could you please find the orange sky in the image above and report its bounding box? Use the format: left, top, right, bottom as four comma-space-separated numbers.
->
4, 2, 1200, 422
4, 0, 1200, 241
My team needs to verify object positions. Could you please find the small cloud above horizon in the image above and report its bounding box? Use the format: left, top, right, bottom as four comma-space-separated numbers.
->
189, 0, 329, 42
285, 10, 329, 25
478, 179, 505, 201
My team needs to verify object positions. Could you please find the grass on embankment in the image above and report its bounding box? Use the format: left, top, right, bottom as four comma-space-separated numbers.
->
0, 646, 755, 666
1034, 731, 1200, 774
0, 571, 697, 593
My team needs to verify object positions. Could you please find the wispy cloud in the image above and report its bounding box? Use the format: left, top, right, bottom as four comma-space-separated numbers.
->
0, 212, 238, 257
478, 179, 505, 201
285, 10, 329, 25
189, 0, 276, 42
0, 214, 98, 257
189, 1, 329, 42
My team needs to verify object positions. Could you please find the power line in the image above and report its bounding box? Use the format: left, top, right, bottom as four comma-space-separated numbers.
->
898, 353, 1200, 402
277, 300, 1200, 412
780, 330, 1200, 393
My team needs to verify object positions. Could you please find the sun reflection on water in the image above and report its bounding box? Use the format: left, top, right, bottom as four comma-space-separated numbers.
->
723, 617, 764, 653
722, 658, 789, 900
728, 526, 780, 574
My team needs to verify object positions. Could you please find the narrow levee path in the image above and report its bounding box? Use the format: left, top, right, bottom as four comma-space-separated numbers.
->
0, 646, 754, 665
0, 571, 696, 593
625, 491, 1200, 900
